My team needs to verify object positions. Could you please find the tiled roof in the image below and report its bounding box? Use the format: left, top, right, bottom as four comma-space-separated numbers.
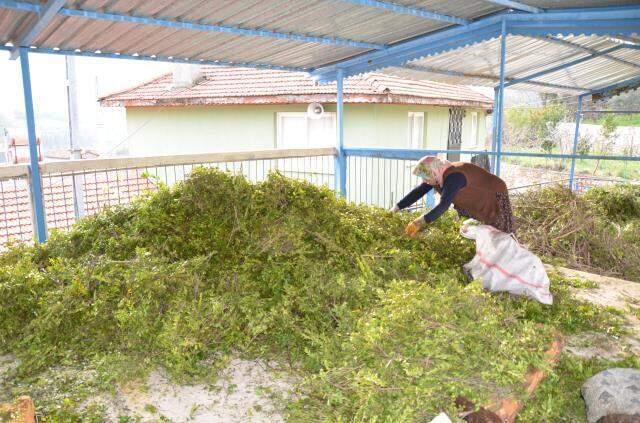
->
0, 170, 156, 246
100, 67, 492, 109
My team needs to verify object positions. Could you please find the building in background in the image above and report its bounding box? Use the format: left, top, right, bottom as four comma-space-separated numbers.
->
100, 67, 493, 159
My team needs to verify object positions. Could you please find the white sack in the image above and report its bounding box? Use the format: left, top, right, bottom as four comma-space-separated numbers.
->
429, 412, 452, 423
460, 221, 553, 305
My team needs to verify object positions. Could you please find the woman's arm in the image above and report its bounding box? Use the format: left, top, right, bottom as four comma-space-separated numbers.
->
396, 183, 433, 210
421, 173, 466, 223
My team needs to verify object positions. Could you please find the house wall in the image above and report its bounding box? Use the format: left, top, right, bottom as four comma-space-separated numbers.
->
124, 104, 488, 156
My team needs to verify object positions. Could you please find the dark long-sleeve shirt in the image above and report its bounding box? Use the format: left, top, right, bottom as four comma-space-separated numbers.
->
396, 172, 467, 223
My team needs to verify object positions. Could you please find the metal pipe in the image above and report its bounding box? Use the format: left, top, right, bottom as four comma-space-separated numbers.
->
342, 147, 640, 162
335, 69, 347, 197
337, 0, 469, 25
496, 18, 507, 177
483, 0, 542, 13
569, 95, 584, 191
19, 48, 47, 242
491, 86, 499, 172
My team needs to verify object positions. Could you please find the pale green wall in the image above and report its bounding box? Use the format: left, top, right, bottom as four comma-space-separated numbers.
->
125, 104, 488, 156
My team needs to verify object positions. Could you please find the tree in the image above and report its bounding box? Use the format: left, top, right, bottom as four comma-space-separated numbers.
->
576, 134, 593, 156
505, 103, 567, 150
607, 88, 640, 110
593, 114, 618, 174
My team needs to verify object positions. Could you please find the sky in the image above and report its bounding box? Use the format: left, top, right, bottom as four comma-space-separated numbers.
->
0, 50, 171, 154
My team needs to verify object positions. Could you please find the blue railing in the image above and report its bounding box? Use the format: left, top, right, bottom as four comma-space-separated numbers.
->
2, 146, 638, 248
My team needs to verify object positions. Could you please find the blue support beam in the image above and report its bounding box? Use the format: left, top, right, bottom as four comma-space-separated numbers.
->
495, 19, 507, 177
9, 0, 65, 59
507, 19, 640, 36
504, 45, 627, 88
18, 48, 47, 243
312, 16, 503, 83
403, 63, 588, 91
335, 69, 347, 197
482, 0, 542, 13
532, 36, 640, 71
312, 6, 640, 82
589, 74, 640, 95
0, 0, 385, 51
491, 87, 499, 172
0, 45, 308, 73
337, 0, 470, 25
343, 147, 640, 162
569, 95, 584, 191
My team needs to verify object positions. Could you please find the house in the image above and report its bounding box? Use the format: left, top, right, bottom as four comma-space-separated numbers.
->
99, 67, 493, 160
6, 137, 42, 164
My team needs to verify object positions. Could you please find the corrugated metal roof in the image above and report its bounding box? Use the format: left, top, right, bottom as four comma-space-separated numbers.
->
1, 0, 507, 69
383, 34, 640, 94
1, 1, 639, 94
99, 66, 493, 108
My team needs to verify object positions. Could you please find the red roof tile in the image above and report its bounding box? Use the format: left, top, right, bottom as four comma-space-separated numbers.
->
100, 67, 492, 109
0, 170, 156, 246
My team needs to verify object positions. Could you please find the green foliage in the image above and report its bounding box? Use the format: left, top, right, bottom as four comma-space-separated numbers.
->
506, 103, 567, 149
600, 114, 618, 142
0, 169, 628, 420
584, 184, 640, 222
576, 134, 592, 156
584, 113, 640, 127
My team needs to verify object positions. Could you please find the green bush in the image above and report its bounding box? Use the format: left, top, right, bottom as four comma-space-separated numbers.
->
584, 184, 640, 222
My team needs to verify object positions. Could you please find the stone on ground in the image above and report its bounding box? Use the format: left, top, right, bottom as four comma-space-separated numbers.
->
582, 368, 640, 423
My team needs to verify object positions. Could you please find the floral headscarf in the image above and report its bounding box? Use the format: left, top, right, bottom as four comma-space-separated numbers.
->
412, 155, 452, 186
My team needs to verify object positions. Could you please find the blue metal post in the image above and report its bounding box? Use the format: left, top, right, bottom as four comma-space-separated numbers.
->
491, 86, 499, 172
495, 18, 507, 177
426, 190, 435, 208
19, 47, 47, 242
569, 94, 584, 191
335, 69, 347, 197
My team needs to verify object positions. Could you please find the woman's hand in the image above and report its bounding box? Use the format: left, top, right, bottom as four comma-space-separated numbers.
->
405, 217, 425, 237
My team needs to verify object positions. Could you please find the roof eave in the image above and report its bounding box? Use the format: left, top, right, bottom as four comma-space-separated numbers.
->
100, 93, 493, 109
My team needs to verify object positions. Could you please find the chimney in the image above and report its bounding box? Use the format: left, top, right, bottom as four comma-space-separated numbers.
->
171, 64, 204, 89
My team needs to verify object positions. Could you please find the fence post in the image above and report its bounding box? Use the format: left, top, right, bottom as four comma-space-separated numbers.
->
71, 149, 86, 218
491, 86, 499, 173
495, 18, 507, 177
334, 68, 347, 197
19, 48, 47, 243
569, 94, 584, 191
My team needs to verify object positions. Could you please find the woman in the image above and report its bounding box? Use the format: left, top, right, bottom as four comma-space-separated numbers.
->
392, 156, 514, 236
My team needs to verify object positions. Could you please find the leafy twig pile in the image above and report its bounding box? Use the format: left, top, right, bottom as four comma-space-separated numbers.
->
512, 184, 640, 281
0, 170, 625, 421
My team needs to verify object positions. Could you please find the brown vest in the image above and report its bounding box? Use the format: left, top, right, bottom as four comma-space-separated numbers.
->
434, 162, 508, 225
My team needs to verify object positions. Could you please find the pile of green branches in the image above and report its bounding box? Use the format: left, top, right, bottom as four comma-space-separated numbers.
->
0, 170, 624, 421
513, 184, 640, 281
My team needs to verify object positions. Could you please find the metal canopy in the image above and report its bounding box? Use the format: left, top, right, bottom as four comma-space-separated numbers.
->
2, 0, 640, 245
0, 0, 638, 93
382, 34, 640, 94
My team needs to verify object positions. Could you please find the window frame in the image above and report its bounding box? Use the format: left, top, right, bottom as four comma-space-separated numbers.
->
407, 111, 425, 149
470, 111, 479, 147
276, 111, 337, 149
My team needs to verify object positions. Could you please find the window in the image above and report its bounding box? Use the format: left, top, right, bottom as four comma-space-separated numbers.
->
408, 112, 424, 149
470, 112, 479, 146
276, 112, 336, 148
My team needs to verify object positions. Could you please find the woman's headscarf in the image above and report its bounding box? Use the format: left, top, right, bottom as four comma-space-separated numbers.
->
412, 155, 452, 186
